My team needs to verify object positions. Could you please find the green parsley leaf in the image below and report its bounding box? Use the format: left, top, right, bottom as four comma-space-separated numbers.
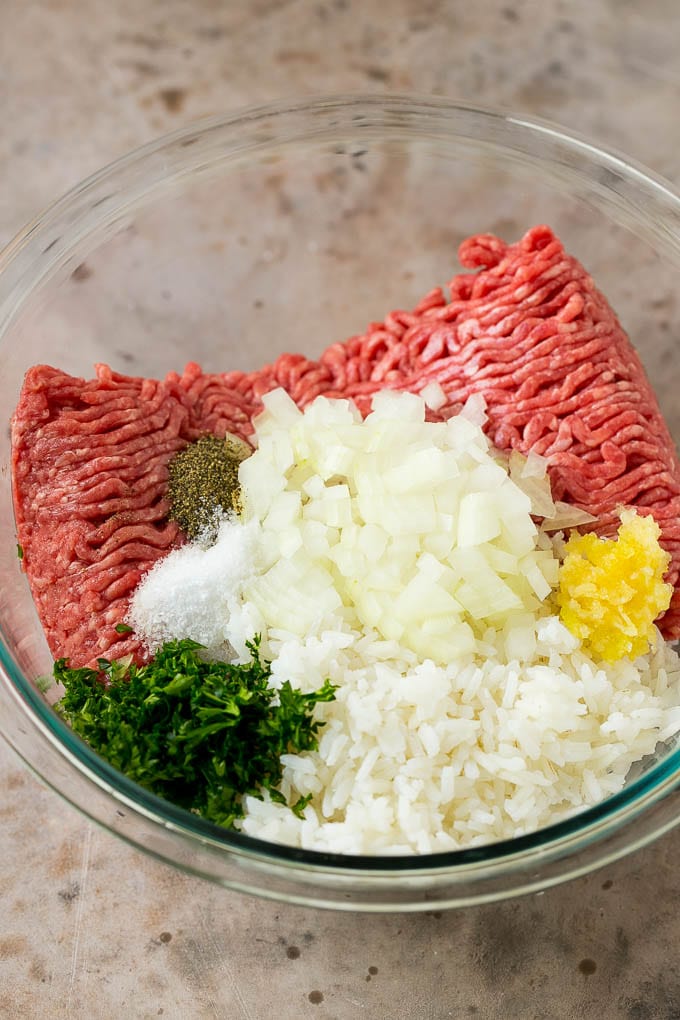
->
291, 793, 313, 818
16, 544, 23, 560
54, 637, 335, 828
114, 623, 133, 635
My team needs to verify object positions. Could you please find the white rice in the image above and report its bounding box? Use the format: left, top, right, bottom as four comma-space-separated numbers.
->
232, 609, 680, 854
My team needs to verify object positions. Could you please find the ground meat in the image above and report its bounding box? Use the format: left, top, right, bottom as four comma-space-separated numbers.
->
12, 225, 680, 666
11, 364, 257, 667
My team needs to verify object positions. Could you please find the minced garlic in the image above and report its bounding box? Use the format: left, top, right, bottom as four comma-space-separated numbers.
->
556, 509, 672, 662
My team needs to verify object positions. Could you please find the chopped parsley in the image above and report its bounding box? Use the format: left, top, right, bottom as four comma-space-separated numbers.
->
54, 637, 336, 828
16, 543, 23, 560
114, 622, 133, 634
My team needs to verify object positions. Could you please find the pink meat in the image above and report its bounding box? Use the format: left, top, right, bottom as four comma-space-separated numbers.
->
12, 225, 680, 668
11, 364, 259, 667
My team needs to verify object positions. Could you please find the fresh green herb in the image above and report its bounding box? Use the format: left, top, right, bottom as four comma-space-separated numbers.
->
54, 637, 335, 828
114, 623, 133, 634
291, 793, 314, 818
16, 543, 23, 560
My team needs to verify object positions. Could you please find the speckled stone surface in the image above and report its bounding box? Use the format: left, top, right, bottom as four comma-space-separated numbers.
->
3, 2, 680, 1017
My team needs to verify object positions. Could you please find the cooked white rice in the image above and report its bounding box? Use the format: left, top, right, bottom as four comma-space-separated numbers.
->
233, 613, 680, 854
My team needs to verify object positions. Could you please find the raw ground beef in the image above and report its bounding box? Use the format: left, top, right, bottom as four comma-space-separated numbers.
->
11, 225, 680, 667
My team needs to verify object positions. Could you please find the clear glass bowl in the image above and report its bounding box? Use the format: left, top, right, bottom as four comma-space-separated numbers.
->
3, 94, 680, 911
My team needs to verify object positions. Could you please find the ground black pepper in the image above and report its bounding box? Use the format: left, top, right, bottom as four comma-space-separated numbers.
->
167, 433, 251, 540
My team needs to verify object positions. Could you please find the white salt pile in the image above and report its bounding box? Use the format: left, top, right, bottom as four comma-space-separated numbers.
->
128, 516, 259, 658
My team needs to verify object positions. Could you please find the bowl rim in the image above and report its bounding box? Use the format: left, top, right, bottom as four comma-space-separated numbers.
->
3, 91, 680, 908
3, 90, 680, 298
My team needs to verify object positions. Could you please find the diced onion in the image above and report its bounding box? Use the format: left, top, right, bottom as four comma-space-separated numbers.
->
238, 388, 560, 663
541, 502, 598, 532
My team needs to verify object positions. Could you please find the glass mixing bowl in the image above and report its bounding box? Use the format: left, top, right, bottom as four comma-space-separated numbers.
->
3, 94, 680, 911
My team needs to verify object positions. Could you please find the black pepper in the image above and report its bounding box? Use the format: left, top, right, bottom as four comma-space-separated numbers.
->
167, 433, 251, 540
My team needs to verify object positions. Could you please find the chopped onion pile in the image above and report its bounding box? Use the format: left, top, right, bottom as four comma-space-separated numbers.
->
239, 389, 559, 664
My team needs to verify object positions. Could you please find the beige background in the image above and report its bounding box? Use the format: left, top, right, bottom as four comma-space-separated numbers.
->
3, 1, 680, 1017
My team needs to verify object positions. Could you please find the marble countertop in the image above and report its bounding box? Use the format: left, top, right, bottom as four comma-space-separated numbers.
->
3, 2, 680, 1017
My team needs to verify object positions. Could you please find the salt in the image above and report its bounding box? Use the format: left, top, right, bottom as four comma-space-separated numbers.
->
128, 515, 258, 656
